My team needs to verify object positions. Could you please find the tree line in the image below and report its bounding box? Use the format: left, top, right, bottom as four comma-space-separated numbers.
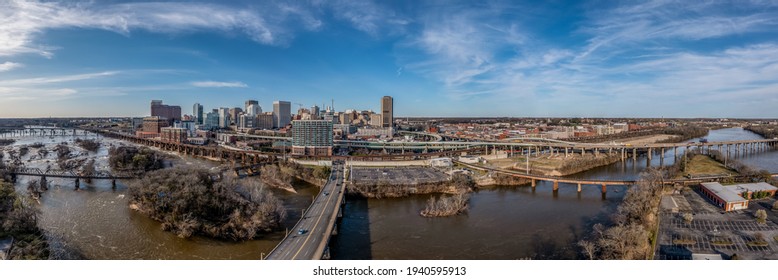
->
578, 169, 664, 260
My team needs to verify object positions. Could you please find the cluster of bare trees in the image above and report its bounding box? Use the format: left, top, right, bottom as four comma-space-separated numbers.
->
745, 125, 778, 139
0, 139, 14, 146
108, 146, 164, 174
0, 179, 49, 259
555, 154, 621, 175
80, 159, 96, 183
579, 168, 665, 259
420, 193, 470, 217
259, 164, 295, 190
26, 179, 47, 200
127, 166, 286, 240
348, 173, 473, 198
74, 138, 100, 153
656, 125, 710, 143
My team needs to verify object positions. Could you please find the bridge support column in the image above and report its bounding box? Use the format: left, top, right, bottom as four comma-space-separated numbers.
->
674, 146, 677, 160
577, 183, 582, 193
647, 148, 652, 160
601, 184, 607, 194
660, 148, 665, 166
632, 148, 637, 161
565, 147, 568, 158
75, 178, 80, 190
553, 180, 559, 192
531, 179, 536, 189
112, 179, 117, 189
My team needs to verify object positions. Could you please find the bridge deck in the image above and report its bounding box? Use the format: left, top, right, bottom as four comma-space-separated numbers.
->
266, 162, 345, 260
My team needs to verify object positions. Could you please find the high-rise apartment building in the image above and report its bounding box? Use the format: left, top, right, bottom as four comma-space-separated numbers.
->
256, 112, 274, 129
291, 120, 333, 156
150, 100, 182, 125
310, 105, 320, 119
381, 96, 393, 128
193, 103, 203, 125
273, 101, 291, 128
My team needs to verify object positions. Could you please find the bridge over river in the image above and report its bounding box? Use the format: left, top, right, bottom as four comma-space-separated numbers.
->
265, 161, 346, 260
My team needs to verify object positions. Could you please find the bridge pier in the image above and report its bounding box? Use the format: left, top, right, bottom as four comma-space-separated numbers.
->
112, 179, 117, 189
531, 179, 536, 190
660, 148, 665, 166
75, 178, 80, 190
553, 180, 559, 192
601, 184, 607, 194
632, 148, 637, 161
41, 176, 48, 191
577, 183, 582, 193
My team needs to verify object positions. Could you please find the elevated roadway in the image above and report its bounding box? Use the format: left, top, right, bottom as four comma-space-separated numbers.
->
265, 161, 346, 260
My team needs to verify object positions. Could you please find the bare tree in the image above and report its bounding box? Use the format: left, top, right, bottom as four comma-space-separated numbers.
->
577, 240, 596, 260
755, 209, 768, 224
683, 213, 694, 224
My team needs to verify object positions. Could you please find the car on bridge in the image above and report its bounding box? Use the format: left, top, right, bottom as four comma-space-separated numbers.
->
298, 229, 307, 235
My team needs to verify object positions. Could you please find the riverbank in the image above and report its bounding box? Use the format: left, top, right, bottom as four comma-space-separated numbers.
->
487, 153, 622, 176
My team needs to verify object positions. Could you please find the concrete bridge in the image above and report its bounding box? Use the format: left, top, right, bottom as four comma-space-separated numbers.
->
265, 161, 346, 260
455, 160, 778, 195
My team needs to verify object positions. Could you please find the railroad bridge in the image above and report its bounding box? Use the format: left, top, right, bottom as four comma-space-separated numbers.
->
4, 167, 136, 189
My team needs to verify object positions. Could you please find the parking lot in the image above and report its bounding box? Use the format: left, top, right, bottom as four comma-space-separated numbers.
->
351, 167, 449, 185
655, 187, 778, 259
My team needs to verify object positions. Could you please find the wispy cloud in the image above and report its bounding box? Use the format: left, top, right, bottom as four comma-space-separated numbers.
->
0, 71, 119, 86
191, 81, 248, 88
327, 0, 410, 36
575, 0, 778, 61
0, 0, 327, 57
0, 61, 23, 72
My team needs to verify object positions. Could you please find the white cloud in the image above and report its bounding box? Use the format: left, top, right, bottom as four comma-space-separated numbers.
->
0, 0, 327, 57
191, 81, 248, 88
0, 71, 119, 86
328, 0, 409, 36
0, 61, 23, 72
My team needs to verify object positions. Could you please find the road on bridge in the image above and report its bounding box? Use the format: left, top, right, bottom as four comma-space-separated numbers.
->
266, 161, 345, 260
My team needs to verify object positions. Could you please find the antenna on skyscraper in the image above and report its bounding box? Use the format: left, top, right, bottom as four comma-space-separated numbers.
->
331, 99, 334, 112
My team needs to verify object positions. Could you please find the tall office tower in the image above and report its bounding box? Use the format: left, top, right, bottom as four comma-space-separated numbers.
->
273, 101, 291, 128
381, 96, 393, 128
310, 105, 320, 119
193, 103, 204, 125
228, 107, 243, 125
218, 107, 230, 128
245, 100, 259, 112
204, 111, 219, 130
150, 100, 182, 125
246, 104, 262, 116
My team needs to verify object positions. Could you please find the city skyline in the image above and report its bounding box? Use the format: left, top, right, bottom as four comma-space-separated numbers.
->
1, 0, 778, 118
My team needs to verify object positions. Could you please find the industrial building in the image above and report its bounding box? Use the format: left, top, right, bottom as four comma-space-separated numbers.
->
699, 182, 778, 211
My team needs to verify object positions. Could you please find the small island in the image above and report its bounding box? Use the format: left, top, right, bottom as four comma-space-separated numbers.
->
127, 167, 286, 240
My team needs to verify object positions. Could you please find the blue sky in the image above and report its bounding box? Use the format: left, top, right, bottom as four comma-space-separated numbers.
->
1, 0, 778, 118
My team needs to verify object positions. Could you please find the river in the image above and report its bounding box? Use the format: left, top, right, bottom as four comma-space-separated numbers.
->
329, 127, 778, 259
1, 129, 317, 259
2, 127, 776, 259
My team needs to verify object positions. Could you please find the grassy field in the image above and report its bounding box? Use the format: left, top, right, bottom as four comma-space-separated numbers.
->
682, 155, 738, 177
